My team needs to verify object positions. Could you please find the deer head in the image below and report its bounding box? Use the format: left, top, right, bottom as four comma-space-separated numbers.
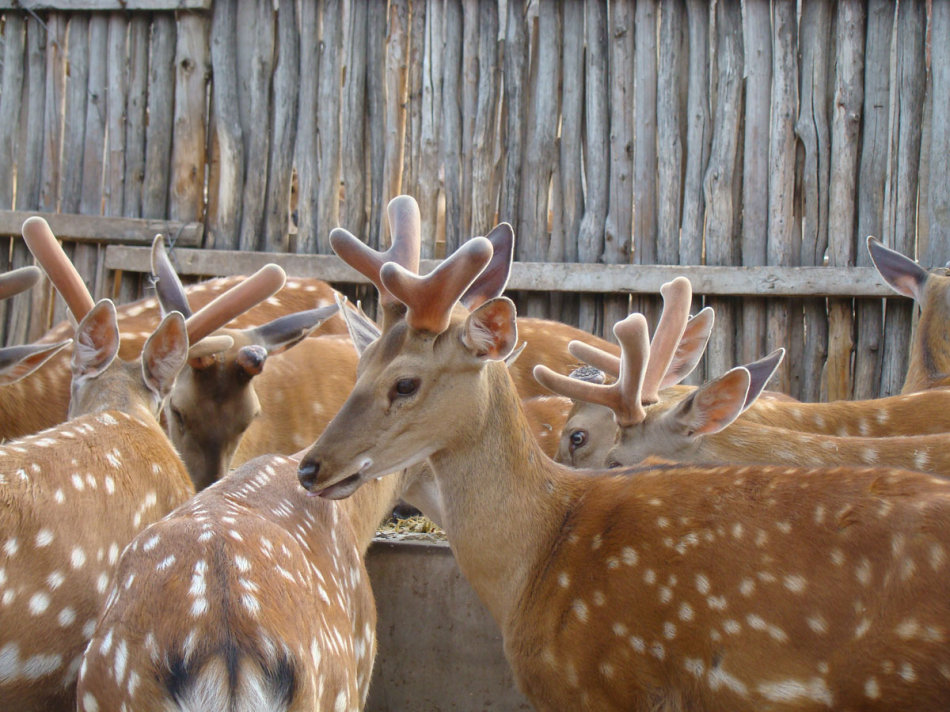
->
150, 235, 339, 489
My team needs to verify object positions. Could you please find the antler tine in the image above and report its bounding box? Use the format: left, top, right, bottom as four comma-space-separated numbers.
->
612, 313, 649, 426
533, 363, 626, 415
21, 216, 95, 320
184, 264, 287, 344
533, 315, 649, 427
0, 265, 42, 301
380, 237, 493, 334
568, 340, 621, 377
329, 195, 422, 310
641, 276, 692, 404
150, 234, 193, 317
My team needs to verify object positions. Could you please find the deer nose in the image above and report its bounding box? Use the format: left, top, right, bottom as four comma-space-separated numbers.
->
297, 459, 321, 490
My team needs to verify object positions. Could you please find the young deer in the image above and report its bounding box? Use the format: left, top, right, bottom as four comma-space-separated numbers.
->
0, 220, 345, 442
868, 235, 950, 393
299, 229, 950, 711
0, 218, 286, 711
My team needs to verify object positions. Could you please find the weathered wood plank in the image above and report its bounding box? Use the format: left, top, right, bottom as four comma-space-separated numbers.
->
853, 0, 895, 399
79, 13, 106, 215
879, 0, 926, 397
365, 1, 386, 249
382, 0, 410, 210
603, 0, 635, 335
632, 0, 657, 270
0, 13, 24, 208
142, 13, 175, 219
60, 13, 88, 213
766, 0, 798, 395
796, 0, 832, 402
459, 0, 477, 240
169, 12, 209, 224
500, 0, 527, 234
0, 1, 211, 9
470, 0, 499, 236
417, 0, 443, 257
824, 0, 866, 401
703, 0, 743, 384
237, 0, 273, 250
105, 245, 897, 298
207, 0, 244, 250
441, 0, 463, 254
737, 0, 769, 368
0, 210, 203, 245
314, 0, 343, 253
925, 0, 950, 267
262, 0, 297, 252
656, 0, 684, 266
340, 0, 369, 240
122, 14, 149, 220
577, 0, 609, 336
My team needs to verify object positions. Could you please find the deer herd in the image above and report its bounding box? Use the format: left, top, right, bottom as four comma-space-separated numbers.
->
0, 199, 948, 711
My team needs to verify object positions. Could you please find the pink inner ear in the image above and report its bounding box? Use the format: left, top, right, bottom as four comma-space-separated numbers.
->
467, 298, 517, 359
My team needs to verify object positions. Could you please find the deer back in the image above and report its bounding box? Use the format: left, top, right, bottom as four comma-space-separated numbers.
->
76, 452, 414, 712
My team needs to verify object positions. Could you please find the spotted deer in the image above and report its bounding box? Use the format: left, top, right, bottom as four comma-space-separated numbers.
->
868, 235, 950, 393
298, 227, 950, 711
0, 222, 345, 442
0, 266, 72, 387
0, 218, 286, 711
540, 311, 950, 478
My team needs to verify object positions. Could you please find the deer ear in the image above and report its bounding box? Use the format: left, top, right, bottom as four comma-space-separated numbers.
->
338, 294, 381, 356
150, 234, 193, 317
461, 297, 518, 361
460, 224, 514, 309
251, 302, 340, 357
867, 236, 928, 301
72, 300, 120, 384
742, 348, 784, 412
0, 339, 71, 386
141, 311, 189, 401
671, 367, 750, 438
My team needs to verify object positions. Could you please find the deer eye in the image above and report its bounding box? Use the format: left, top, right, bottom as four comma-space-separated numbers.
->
568, 429, 587, 452
390, 378, 420, 400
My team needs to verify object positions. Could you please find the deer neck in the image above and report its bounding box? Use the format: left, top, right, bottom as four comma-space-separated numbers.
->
426, 362, 577, 628
904, 279, 950, 392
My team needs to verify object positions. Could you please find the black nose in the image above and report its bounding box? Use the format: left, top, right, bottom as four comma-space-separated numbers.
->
297, 459, 320, 490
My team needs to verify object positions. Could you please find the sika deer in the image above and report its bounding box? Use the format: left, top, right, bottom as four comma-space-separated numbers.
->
299, 228, 950, 711
0, 219, 286, 711
868, 235, 950, 393
0, 222, 345, 442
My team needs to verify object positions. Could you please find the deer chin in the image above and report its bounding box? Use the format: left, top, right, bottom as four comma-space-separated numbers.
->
311, 458, 374, 500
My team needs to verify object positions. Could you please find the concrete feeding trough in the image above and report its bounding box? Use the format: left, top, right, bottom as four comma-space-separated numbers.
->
365, 537, 532, 711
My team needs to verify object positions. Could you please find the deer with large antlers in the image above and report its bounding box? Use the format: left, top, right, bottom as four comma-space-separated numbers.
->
0, 218, 285, 711
299, 223, 950, 710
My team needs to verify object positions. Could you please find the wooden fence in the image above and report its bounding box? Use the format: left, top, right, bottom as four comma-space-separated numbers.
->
0, 0, 944, 403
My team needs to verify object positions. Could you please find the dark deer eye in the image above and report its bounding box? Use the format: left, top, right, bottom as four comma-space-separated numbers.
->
391, 378, 420, 399
569, 430, 587, 452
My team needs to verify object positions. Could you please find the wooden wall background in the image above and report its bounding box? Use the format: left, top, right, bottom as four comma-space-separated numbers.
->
0, 0, 944, 403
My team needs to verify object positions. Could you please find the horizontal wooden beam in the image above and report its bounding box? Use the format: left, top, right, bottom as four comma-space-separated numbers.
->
0, 1, 210, 10
0, 211, 203, 247
105, 246, 899, 298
